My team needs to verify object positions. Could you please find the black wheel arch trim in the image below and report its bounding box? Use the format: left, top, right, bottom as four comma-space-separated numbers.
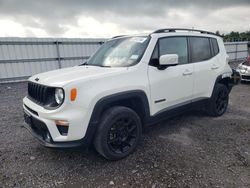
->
90, 90, 150, 123
213, 71, 236, 94
84, 90, 151, 147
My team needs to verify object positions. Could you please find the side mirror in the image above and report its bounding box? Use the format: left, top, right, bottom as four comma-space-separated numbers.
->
159, 54, 178, 66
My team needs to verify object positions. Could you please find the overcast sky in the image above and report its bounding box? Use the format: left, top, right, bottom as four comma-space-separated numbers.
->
0, 0, 249, 38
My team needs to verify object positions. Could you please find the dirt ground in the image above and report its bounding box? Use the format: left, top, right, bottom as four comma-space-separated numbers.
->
0, 81, 250, 188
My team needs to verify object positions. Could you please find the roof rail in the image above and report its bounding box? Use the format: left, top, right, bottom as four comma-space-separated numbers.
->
152, 28, 218, 36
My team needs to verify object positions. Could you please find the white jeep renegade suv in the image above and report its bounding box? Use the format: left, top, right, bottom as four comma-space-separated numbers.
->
23, 28, 239, 160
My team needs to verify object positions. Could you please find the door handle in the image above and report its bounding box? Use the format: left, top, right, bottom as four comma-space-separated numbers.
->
211, 64, 219, 70
182, 69, 192, 76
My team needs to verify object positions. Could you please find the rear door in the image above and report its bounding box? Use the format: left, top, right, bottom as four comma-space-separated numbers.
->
189, 37, 219, 99
148, 36, 194, 115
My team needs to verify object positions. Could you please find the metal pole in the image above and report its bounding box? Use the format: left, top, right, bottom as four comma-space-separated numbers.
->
235, 43, 238, 61
55, 41, 62, 69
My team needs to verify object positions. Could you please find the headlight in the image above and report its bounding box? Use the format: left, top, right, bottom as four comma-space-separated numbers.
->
55, 88, 64, 105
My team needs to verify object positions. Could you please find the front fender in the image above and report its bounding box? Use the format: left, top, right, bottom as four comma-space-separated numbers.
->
83, 90, 150, 145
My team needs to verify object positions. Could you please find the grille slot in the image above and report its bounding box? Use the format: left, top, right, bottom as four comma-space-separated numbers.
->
28, 82, 49, 105
24, 104, 39, 116
242, 75, 250, 80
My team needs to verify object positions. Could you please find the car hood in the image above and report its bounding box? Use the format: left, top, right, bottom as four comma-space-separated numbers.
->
238, 63, 250, 69
29, 65, 126, 87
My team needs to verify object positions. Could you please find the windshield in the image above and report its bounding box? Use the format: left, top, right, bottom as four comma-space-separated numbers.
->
85, 36, 150, 67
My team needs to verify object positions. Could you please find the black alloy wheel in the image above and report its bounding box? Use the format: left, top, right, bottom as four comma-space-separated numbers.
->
215, 88, 228, 115
107, 116, 138, 154
207, 83, 229, 117
94, 106, 142, 160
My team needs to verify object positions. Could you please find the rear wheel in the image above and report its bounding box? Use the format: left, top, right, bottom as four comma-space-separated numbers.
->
207, 83, 229, 117
94, 106, 142, 160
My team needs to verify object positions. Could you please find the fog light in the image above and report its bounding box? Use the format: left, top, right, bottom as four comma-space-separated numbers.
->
55, 120, 69, 126
55, 120, 69, 136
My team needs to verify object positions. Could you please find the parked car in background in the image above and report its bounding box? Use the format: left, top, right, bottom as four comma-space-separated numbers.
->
237, 56, 250, 82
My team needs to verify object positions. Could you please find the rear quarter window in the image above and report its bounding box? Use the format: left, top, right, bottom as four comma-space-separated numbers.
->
211, 38, 219, 55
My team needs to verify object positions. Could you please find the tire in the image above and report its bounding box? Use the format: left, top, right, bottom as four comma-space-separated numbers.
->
207, 83, 229, 117
94, 106, 142, 160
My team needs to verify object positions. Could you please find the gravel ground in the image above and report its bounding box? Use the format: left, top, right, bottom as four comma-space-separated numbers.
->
0, 81, 250, 188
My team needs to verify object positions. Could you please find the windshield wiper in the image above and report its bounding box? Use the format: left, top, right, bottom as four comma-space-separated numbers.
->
99, 65, 111, 67
79, 62, 88, 66
79, 62, 111, 67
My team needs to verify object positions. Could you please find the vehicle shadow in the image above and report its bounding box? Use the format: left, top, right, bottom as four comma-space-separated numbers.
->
40, 109, 208, 162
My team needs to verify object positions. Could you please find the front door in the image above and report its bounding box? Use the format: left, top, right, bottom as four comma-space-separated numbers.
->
148, 36, 194, 115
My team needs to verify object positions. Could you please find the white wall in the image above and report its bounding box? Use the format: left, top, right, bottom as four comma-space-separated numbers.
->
0, 38, 105, 82
224, 41, 249, 61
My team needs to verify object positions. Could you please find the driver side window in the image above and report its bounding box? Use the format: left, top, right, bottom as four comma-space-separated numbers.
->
150, 37, 188, 66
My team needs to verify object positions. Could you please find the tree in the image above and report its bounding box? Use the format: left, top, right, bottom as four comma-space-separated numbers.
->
221, 31, 250, 42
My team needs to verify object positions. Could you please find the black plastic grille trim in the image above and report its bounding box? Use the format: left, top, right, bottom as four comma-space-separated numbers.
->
242, 75, 250, 80
24, 104, 39, 116
28, 82, 49, 105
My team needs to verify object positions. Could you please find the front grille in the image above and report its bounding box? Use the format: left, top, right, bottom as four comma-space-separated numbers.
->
242, 75, 250, 80
28, 82, 49, 105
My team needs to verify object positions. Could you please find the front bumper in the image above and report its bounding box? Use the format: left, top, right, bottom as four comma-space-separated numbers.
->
23, 97, 96, 148
237, 66, 250, 81
241, 74, 250, 81
23, 109, 88, 148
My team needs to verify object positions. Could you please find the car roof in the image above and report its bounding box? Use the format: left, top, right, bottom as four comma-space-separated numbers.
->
112, 28, 221, 40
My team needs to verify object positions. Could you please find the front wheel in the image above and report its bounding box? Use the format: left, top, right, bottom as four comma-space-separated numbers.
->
94, 106, 142, 160
207, 83, 229, 117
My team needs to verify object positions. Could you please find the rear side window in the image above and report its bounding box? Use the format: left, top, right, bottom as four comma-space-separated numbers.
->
190, 37, 211, 63
159, 37, 188, 64
211, 38, 219, 55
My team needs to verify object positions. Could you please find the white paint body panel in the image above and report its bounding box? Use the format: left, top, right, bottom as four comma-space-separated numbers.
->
148, 63, 194, 115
